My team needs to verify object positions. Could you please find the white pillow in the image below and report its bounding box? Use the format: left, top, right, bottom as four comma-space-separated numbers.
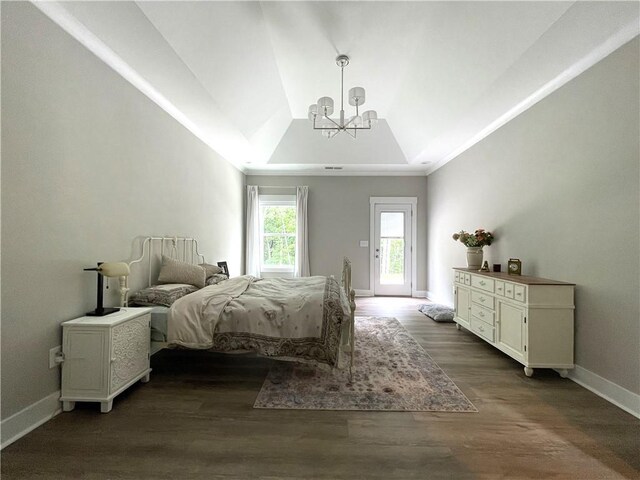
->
157, 255, 206, 288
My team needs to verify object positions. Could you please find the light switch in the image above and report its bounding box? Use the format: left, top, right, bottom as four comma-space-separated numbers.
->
359, 240, 369, 247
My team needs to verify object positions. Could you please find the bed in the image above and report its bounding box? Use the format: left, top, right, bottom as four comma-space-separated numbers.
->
123, 236, 356, 376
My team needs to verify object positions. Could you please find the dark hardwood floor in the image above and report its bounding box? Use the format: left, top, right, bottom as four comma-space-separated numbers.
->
2, 297, 639, 479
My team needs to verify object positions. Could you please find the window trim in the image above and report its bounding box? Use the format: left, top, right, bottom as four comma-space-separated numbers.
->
259, 195, 296, 273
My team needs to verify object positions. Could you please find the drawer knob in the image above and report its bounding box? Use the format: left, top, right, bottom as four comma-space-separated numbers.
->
478, 325, 484, 332
479, 281, 486, 286
516, 292, 522, 297
479, 311, 485, 317
480, 296, 486, 301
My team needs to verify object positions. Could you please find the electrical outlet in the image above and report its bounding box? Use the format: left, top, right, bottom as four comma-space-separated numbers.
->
49, 345, 62, 369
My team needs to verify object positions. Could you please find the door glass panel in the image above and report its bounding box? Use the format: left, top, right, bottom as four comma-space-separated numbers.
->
380, 212, 404, 285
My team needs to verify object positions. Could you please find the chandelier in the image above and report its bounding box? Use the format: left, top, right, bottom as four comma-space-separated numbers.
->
308, 55, 378, 138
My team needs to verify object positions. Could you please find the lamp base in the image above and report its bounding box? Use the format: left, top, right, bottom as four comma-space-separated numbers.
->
86, 307, 120, 317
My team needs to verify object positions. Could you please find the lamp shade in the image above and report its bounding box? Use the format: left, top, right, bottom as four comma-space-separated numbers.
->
363, 110, 378, 127
322, 129, 337, 138
348, 87, 365, 106
349, 115, 363, 128
317, 96, 334, 116
308, 104, 318, 121
97, 262, 130, 277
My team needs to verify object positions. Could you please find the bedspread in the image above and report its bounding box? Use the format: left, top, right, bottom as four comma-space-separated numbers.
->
167, 275, 351, 367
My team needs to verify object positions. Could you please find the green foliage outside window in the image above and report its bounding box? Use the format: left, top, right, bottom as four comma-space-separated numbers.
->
380, 238, 405, 274
387, 239, 404, 274
261, 205, 296, 266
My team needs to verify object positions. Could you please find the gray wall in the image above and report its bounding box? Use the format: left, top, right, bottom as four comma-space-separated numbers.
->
425, 38, 639, 394
1, 3, 245, 419
246, 176, 428, 292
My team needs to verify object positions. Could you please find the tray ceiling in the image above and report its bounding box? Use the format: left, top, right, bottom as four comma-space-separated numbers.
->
35, 1, 639, 175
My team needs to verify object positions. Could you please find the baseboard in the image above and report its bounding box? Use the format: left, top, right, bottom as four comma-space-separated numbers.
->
355, 290, 429, 298
1, 391, 62, 450
425, 290, 454, 308
354, 290, 427, 298
566, 365, 640, 419
354, 289, 373, 297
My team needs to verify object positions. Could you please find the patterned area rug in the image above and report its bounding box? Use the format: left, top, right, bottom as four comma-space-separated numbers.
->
254, 316, 477, 412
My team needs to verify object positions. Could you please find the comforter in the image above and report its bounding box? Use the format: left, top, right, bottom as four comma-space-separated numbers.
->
167, 275, 352, 368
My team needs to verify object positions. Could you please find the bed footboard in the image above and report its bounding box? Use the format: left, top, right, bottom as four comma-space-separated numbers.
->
341, 257, 356, 381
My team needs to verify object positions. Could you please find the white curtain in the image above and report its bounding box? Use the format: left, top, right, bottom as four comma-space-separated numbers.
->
245, 185, 261, 277
295, 186, 310, 277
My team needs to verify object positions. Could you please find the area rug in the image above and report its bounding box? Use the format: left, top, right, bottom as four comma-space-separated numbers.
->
253, 316, 477, 412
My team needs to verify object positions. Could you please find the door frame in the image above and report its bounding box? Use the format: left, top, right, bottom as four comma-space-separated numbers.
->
369, 197, 418, 297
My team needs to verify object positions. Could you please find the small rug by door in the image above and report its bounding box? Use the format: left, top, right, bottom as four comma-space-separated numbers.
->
253, 316, 477, 412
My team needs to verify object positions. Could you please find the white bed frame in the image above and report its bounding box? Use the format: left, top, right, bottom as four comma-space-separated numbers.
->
341, 257, 357, 381
121, 236, 357, 379
121, 236, 205, 307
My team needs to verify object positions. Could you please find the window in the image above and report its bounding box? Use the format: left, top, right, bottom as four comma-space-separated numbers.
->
259, 195, 296, 272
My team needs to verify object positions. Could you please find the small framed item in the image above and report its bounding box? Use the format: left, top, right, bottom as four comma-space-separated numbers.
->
508, 258, 522, 276
217, 261, 229, 277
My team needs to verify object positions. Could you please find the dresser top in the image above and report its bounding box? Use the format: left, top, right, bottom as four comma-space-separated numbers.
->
454, 268, 575, 286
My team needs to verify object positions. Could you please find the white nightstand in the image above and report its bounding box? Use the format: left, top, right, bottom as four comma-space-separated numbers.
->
60, 307, 153, 413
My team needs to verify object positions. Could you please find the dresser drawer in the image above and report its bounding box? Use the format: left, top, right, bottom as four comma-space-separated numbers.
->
514, 284, 526, 303
471, 275, 494, 293
504, 282, 515, 299
471, 303, 495, 325
495, 281, 505, 296
470, 317, 495, 343
463, 273, 471, 286
471, 290, 494, 309
454, 271, 460, 283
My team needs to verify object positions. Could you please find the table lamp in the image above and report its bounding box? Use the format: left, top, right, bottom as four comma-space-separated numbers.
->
84, 262, 130, 316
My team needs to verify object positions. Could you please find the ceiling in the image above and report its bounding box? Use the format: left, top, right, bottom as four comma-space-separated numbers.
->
36, 1, 639, 175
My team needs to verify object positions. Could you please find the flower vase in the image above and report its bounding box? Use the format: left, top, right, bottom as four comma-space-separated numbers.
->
466, 247, 483, 270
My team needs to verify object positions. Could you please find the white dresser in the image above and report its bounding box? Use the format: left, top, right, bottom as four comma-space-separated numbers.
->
453, 268, 575, 377
60, 307, 153, 413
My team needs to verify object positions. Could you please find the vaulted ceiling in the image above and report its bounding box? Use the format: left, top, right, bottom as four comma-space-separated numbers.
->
36, 1, 639, 175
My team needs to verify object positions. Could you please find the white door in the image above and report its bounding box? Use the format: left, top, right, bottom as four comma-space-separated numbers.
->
373, 204, 412, 296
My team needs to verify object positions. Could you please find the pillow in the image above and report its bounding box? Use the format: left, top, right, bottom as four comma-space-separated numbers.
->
205, 273, 229, 286
418, 304, 455, 323
199, 263, 223, 278
157, 255, 206, 288
129, 283, 198, 307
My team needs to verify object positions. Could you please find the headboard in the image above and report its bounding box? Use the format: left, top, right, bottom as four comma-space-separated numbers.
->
121, 236, 205, 306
